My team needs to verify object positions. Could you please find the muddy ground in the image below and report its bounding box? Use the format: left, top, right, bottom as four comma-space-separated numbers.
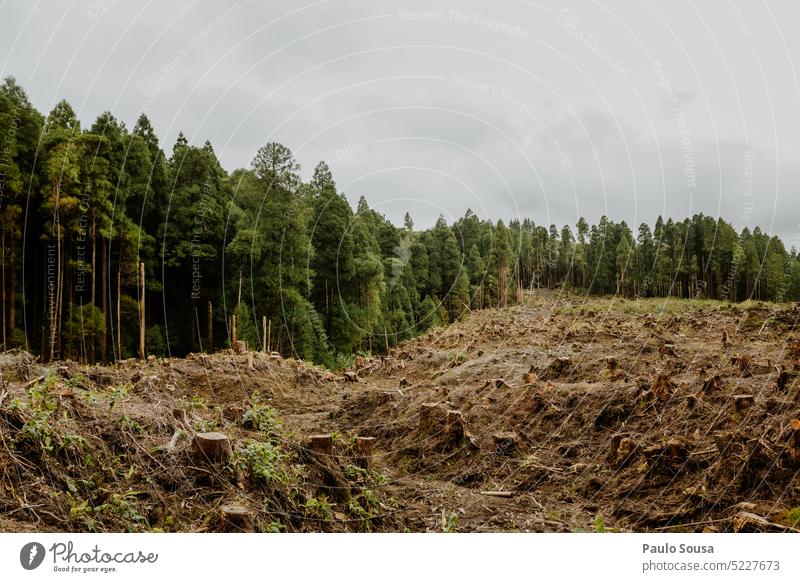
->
2, 291, 800, 532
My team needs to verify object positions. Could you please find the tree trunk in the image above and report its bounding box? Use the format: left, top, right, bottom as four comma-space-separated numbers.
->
138, 261, 145, 359
100, 238, 108, 361
90, 214, 96, 361
116, 266, 121, 360
1, 231, 6, 351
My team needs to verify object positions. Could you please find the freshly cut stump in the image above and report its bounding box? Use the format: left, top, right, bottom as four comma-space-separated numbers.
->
307, 434, 334, 456
219, 505, 255, 532
192, 432, 232, 464
354, 436, 376, 469
233, 340, 247, 354
445, 410, 466, 444
734, 394, 755, 412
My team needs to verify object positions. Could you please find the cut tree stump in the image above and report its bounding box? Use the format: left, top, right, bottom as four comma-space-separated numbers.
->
540, 357, 571, 380
219, 505, 255, 532
702, 375, 724, 392
788, 419, 800, 462
445, 410, 466, 443
233, 340, 247, 354
733, 394, 755, 412
485, 378, 511, 389
192, 432, 233, 464
731, 354, 752, 376
307, 434, 334, 456
354, 436, 376, 469
651, 374, 675, 401
493, 432, 518, 456
777, 367, 799, 391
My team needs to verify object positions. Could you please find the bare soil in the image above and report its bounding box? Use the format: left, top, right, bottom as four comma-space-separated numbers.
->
2, 291, 800, 532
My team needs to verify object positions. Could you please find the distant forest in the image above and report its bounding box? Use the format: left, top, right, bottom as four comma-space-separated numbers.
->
1, 77, 799, 366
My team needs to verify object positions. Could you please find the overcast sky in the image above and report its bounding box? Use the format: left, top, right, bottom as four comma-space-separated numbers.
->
2, 0, 799, 243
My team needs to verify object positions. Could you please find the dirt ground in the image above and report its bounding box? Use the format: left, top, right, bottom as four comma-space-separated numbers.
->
2, 291, 800, 532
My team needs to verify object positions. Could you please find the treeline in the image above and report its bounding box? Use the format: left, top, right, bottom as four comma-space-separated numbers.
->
1, 78, 799, 366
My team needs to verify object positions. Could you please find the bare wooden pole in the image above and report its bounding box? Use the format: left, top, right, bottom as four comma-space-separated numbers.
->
138, 261, 145, 359
267, 319, 271, 353
116, 266, 121, 360
262, 316, 267, 352
231, 314, 237, 346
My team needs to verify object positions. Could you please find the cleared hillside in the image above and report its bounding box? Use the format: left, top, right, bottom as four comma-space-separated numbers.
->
2, 291, 800, 532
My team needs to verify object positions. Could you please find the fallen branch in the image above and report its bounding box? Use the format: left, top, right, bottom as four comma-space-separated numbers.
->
480, 490, 514, 498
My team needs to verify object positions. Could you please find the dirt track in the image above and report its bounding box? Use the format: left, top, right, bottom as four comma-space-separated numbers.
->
2, 291, 800, 532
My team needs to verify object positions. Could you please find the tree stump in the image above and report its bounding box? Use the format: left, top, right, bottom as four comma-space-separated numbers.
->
731, 354, 752, 376
665, 440, 687, 462
733, 394, 755, 412
702, 375, 724, 392
343, 371, 359, 382
269, 351, 282, 360
354, 436, 376, 469
777, 368, 799, 391
788, 419, 800, 462
493, 432, 518, 456
616, 437, 637, 464
540, 357, 571, 380
219, 505, 255, 532
445, 410, 466, 444
192, 432, 232, 464
651, 374, 675, 401
307, 434, 334, 456
233, 340, 247, 354
522, 372, 536, 385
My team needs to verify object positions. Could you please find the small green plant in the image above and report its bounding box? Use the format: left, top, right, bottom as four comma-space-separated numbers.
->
242, 397, 282, 438
231, 440, 288, 485
109, 383, 131, 409
118, 415, 144, 434
441, 509, 458, 532
594, 514, 606, 533
447, 351, 468, 365
784, 507, 800, 528
305, 495, 333, 521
